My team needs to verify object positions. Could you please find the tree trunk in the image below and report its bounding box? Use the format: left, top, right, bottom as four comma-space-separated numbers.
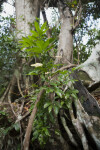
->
55, 1, 73, 65
16, 0, 40, 38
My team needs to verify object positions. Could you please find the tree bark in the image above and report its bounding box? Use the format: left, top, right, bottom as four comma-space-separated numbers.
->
15, 0, 40, 38
80, 42, 100, 82
55, 1, 73, 65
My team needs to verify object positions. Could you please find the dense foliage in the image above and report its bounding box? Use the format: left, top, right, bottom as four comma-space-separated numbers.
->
0, 16, 18, 96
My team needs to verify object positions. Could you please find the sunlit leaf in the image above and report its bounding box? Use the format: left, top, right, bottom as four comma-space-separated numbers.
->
48, 105, 53, 113
44, 102, 51, 108
53, 106, 59, 115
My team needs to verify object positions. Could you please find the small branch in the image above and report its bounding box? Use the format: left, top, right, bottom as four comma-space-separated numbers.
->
59, 64, 77, 71
19, 100, 25, 114
73, 0, 82, 30
16, 111, 30, 123
51, 64, 77, 81
74, 0, 81, 19
23, 89, 44, 150
8, 88, 17, 118
0, 83, 11, 102
17, 77, 24, 97
7, 75, 17, 118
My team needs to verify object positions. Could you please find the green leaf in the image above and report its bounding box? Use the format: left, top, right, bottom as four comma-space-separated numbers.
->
26, 47, 43, 53
31, 95, 37, 101
14, 123, 20, 131
42, 39, 49, 50
44, 102, 51, 108
31, 84, 38, 87
50, 82, 57, 86
73, 0, 77, 5
48, 105, 53, 113
30, 30, 39, 37
41, 22, 48, 31
44, 128, 50, 136
53, 106, 59, 115
71, 67, 77, 71
0, 111, 6, 115
72, 89, 79, 94
46, 88, 54, 94
71, 93, 77, 99
55, 88, 63, 98
34, 21, 40, 33
65, 93, 70, 99
32, 130, 39, 141
55, 129, 60, 135
61, 101, 64, 106
65, 100, 72, 109
56, 90, 62, 98
55, 101, 61, 108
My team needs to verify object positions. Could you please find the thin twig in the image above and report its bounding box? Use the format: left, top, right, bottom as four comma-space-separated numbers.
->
19, 100, 25, 114
16, 111, 30, 123
8, 90, 17, 118
73, 6, 82, 30
73, 0, 82, 30
17, 77, 24, 97
73, 0, 81, 20
0, 83, 11, 102
59, 64, 77, 71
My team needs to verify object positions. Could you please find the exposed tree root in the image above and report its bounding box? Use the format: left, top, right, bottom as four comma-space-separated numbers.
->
59, 93, 100, 150
60, 114, 78, 147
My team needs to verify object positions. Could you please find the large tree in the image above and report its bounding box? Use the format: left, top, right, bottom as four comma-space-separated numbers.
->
0, 0, 100, 150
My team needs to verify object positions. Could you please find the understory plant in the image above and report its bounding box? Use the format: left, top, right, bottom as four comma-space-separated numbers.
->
20, 21, 79, 146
